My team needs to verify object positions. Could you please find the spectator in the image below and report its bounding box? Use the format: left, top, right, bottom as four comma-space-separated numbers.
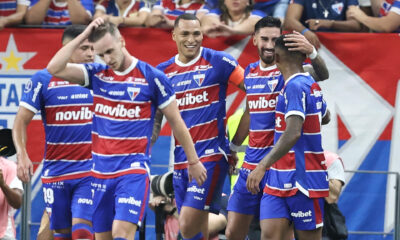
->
0, 129, 23, 240
0, 0, 30, 30
252, 0, 289, 22
201, 0, 265, 37
94, 0, 150, 27
146, 0, 209, 29
284, 0, 362, 48
348, 1, 400, 32
24, 0, 93, 25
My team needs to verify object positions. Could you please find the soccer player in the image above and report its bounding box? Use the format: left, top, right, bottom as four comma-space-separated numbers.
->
226, 16, 329, 240
155, 13, 245, 240
246, 34, 331, 240
13, 25, 95, 240
46, 18, 206, 240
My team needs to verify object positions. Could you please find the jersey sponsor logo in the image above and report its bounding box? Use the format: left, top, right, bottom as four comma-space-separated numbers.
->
275, 116, 282, 128
24, 80, 32, 93
71, 93, 89, 99
95, 103, 141, 118
95, 73, 114, 82
55, 107, 92, 121
248, 73, 258, 77
291, 210, 312, 218
77, 198, 93, 205
127, 87, 140, 101
118, 196, 142, 207
108, 90, 125, 96
176, 91, 209, 107
252, 84, 265, 89
187, 185, 205, 194
154, 77, 168, 97
193, 73, 205, 86
166, 71, 178, 78
32, 82, 42, 102
248, 96, 276, 110
176, 80, 192, 86
57, 96, 68, 100
222, 56, 237, 67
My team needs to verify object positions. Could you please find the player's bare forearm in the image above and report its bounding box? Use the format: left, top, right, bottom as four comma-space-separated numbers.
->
231, 106, 250, 146
309, 54, 329, 81
259, 115, 303, 170
283, 3, 306, 32
151, 109, 163, 147
325, 179, 343, 204
2, 5, 28, 26
13, 107, 34, 158
322, 109, 331, 125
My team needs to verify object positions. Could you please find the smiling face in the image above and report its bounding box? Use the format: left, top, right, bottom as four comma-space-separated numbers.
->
93, 32, 126, 71
253, 26, 281, 66
172, 19, 203, 63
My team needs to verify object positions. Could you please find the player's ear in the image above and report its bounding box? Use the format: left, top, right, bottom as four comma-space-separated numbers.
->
120, 36, 126, 48
252, 33, 257, 46
172, 29, 176, 41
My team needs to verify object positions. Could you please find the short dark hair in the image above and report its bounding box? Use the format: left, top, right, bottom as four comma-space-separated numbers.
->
174, 13, 200, 28
62, 25, 87, 44
275, 34, 306, 63
88, 21, 118, 43
254, 16, 282, 34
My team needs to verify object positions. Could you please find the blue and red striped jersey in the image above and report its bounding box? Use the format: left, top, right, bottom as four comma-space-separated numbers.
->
157, 47, 244, 169
242, 62, 284, 171
81, 58, 175, 178
20, 69, 93, 182
264, 72, 329, 198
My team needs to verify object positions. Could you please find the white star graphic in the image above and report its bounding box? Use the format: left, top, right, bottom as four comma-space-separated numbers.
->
0, 34, 37, 74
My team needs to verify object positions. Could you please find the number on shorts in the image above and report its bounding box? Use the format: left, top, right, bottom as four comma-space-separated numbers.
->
43, 187, 54, 204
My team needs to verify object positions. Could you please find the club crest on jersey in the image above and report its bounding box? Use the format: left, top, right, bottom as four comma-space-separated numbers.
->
331, 2, 343, 15
268, 79, 278, 92
193, 73, 205, 86
127, 87, 140, 101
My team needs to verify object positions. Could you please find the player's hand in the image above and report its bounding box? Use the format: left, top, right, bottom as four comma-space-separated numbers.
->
81, 17, 105, 38
149, 195, 166, 208
284, 31, 314, 55
306, 19, 334, 31
188, 161, 207, 186
303, 30, 321, 49
228, 152, 238, 176
16, 152, 33, 183
246, 165, 266, 194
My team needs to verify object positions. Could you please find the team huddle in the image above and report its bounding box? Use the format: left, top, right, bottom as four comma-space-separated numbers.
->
13, 13, 331, 240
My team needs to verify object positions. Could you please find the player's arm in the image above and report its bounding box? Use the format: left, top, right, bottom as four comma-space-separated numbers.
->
151, 109, 164, 147
161, 99, 207, 186
322, 108, 331, 125
12, 106, 35, 183
227, 65, 245, 91
0, 173, 23, 209
67, 0, 92, 24
246, 115, 303, 194
47, 18, 104, 84
326, 179, 343, 204
284, 31, 329, 81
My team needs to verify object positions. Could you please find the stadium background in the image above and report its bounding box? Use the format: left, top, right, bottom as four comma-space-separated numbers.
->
0, 28, 399, 239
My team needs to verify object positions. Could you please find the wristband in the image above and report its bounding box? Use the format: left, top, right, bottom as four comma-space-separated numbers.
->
308, 46, 318, 60
301, 28, 310, 35
229, 142, 241, 152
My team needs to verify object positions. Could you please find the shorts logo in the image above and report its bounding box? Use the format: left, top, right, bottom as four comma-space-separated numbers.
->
118, 197, 142, 207
187, 185, 205, 194
77, 198, 93, 205
291, 210, 312, 218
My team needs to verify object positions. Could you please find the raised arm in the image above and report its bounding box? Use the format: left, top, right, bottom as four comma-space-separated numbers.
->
12, 106, 35, 183
160, 99, 207, 186
47, 18, 103, 84
246, 115, 303, 194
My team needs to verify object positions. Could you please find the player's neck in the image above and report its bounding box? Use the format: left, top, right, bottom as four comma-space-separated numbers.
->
119, 51, 134, 72
260, 60, 275, 69
279, 63, 304, 81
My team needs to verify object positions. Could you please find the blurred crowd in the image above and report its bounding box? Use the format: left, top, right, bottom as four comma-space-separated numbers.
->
0, 0, 399, 44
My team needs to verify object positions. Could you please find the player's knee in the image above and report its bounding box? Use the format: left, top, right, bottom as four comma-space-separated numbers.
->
225, 226, 235, 240
179, 219, 193, 238
71, 223, 94, 240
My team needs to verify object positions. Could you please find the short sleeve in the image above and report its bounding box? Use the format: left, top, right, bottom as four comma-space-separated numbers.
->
147, 67, 175, 109
17, 0, 30, 6
217, 51, 243, 86
81, 63, 108, 89
284, 80, 306, 120
327, 159, 346, 185
9, 176, 24, 191
19, 70, 48, 114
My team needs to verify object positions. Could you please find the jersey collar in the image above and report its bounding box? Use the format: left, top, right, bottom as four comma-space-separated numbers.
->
285, 72, 310, 85
175, 47, 203, 67
114, 56, 138, 76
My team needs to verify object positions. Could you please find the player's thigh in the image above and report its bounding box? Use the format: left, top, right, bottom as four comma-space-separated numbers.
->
179, 206, 209, 230
225, 211, 253, 239
260, 218, 291, 240
114, 173, 150, 227
296, 227, 322, 240
71, 176, 94, 222
42, 181, 72, 230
